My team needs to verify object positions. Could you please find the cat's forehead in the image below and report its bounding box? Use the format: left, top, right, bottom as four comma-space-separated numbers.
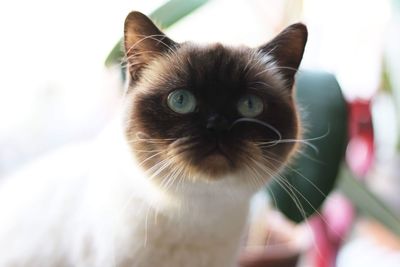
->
182, 43, 251, 70
142, 43, 285, 96
177, 43, 276, 83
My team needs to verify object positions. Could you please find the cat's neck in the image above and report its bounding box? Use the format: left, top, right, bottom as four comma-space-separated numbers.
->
92, 115, 255, 219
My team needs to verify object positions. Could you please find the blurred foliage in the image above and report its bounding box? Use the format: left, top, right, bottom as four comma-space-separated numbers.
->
339, 168, 400, 236
394, 0, 400, 9
381, 59, 393, 94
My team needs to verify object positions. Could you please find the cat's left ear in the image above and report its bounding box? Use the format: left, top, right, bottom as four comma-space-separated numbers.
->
259, 23, 308, 90
124, 11, 178, 81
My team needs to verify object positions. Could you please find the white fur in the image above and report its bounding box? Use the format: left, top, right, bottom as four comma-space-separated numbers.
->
0, 117, 258, 267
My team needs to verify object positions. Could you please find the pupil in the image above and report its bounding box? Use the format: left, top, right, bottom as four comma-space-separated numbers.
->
177, 94, 184, 105
247, 98, 253, 109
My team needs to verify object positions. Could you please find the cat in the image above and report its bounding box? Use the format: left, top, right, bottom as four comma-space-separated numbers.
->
0, 11, 307, 267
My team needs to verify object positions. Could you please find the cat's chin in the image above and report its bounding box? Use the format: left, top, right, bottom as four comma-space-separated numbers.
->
193, 152, 235, 179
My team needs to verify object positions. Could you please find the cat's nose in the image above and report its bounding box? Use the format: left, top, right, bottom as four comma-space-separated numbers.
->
206, 114, 229, 133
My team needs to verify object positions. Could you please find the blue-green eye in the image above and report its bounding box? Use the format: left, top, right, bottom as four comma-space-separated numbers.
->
237, 94, 264, 117
167, 89, 197, 114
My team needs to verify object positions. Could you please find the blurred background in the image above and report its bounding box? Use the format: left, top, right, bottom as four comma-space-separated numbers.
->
0, 0, 400, 266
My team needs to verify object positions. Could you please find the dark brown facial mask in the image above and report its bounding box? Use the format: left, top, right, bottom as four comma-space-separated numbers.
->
123, 11, 307, 184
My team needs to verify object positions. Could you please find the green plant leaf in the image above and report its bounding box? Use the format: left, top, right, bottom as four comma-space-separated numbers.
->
338, 168, 400, 236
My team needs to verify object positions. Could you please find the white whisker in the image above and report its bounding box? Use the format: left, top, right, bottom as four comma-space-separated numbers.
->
230, 118, 282, 142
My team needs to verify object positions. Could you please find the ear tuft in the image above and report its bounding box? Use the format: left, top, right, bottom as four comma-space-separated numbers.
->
124, 11, 177, 81
259, 23, 308, 90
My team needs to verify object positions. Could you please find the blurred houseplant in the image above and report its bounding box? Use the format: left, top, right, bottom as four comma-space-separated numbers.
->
386, 0, 400, 150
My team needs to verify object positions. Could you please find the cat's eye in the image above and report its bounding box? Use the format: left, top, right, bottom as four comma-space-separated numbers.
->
237, 94, 264, 117
167, 89, 197, 114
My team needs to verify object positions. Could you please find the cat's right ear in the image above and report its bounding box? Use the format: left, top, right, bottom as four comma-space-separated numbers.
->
124, 11, 177, 81
259, 23, 307, 90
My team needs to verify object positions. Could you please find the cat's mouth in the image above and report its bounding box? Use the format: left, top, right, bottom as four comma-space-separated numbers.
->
165, 137, 245, 178
188, 142, 237, 178
203, 144, 232, 161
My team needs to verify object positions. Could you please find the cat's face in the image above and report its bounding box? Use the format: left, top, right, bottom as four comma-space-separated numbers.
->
123, 12, 307, 184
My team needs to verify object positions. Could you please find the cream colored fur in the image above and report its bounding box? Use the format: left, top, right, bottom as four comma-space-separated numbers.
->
0, 116, 257, 267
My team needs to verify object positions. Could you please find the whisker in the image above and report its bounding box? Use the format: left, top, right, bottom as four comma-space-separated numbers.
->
244, 46, 277, 78
270, 175, 326, 259
254, 65, 302, 78
249, 158, 308, 220
247, 157, 327, 257
127, 139, 173, 144
125, 34, 176, 56
257, 153, 346, 245
296, 149, 325, 164
121, 50, 165, 67
258, 139, 319, 154
262, 152, 328, 199
247, 81, 275, 90
134, 149, 164, 153
137, 151, 164, 167
254, 128, 330, 154
230, 118, 282, 141
135, 132, 176, 141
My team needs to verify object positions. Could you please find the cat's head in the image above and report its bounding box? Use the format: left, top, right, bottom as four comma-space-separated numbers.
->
123, 12, 307, 186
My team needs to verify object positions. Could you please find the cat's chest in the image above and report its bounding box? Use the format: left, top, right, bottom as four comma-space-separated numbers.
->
113, 198, 248, 267
81, 139, 252, 267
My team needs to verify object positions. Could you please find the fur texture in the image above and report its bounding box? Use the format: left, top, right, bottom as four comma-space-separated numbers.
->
0, 11, 307, 267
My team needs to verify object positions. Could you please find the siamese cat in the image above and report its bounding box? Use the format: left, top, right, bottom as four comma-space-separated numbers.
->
0, 11, 307, 267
